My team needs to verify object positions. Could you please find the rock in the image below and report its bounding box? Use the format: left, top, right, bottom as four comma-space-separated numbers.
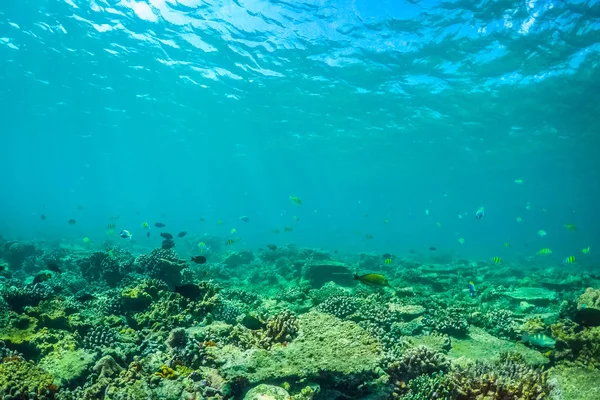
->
500, 287, 557, 306
244, 384, 291, 400
39, 349, 95, 386
448, 327, 548, 367
575, 287, 600, 326
548, 365, 600, 400
214, 312, 382, 390
302, 261, 353, 288
388, 304, 425, 320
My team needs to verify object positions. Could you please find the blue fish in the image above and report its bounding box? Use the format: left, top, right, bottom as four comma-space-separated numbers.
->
475, 207, 485, 220
120, 230, 132, 239
468, 281, 477, 297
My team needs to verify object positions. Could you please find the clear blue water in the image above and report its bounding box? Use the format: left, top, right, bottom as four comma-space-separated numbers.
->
0, 0, 598, 265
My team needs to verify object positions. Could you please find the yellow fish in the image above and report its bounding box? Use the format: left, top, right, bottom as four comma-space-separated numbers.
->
582, 247, 590, 254
284, 226, 293, 232
516, 217, 522, 223
383, 258, 392, 265
562, 256, 576, 264
141, 222, 149, 229
289, 196, 302, 205
537, 248, 552, 255
354, 273, 390, 287
504, 242, 511, 248
198, 241, 205, 253
107, 223, 116, 230
457, 238, 465, 245
83, 237, 91, 245
225, 238, 239, 246
564, 224, 577, 232
216, 220, 224, 225
491, 256, 502, 264
231, 228, 237, 234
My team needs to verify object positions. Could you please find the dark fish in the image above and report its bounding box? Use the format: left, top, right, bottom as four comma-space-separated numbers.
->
33, 272, 52, 284
241, 314, 266, 330
77, 293, 97, 302
68, 219, 77, 225
155, 222, 166, 228
382, 253, 392, 259
409, 249, 416, 254
429, 246, 436, 251
47, 263, 61, 273
267, 244, 277, 251
162, 239, 175, 249
175, 284, 203, 299
77, 205, 84, 210
191, 256, 207, 264
354, 273, 390, 287
160, 232, 173, 240
41, 214, 47, 221
239, 216, 249, 222
178, 231, 187, 238
147, 231, 150, 238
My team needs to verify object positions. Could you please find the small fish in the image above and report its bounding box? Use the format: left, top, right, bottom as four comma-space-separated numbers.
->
191, 256, 207, 264
141, 222, 150, 229
216, 220, 224, 225
199, 217, 205, 222
83, 237, 91, 245
537, 230, 547, 238
475, 207, 484, 220
491, 256, 502, 264
468, 281, 477, 297
456, 212, 463, 219
107, 223, 116, 230
429, 246, 436, 251
174, 284, 204, 299
231, 228, 237, 234
537, 248, 552, 255
582, 247, 590, 254
68, 219, 77, 225
267, 244, 277, 251
77, 293, 97, 302
564, 224, 577, 232
110, 215, 120, 221
41, 214, 47, 221
178, 231, 187, 238
514, 179, 524, 184
162, 239, 175, 249
516, 217, 522, 223
525, 202, 532, 211
198, 241, 206, 249
120, 230, 132, 239
289, 196, 302, 205
33, 272, 52, 284
293, 216, 300, 222
160, 232, 173, 240
354, 273, 390, 287
457, 238, 465, 245
154, 222, 166, 228
562, 256, 576, 264
239, 216, 249, 222
284, 226, 293, 232
272, 229, 280, 234
365, 233, 373, 239
383, 219, 389, 224
522, 333, 555, 349
47, 263, 61, 273
146, 231, 150, 238
384, 258, 392, 265
106, 229, 115, 237
504, 242, 511, 248
382, 253, 392, 259
225, 238, 239, 246
436, 222, 442, 227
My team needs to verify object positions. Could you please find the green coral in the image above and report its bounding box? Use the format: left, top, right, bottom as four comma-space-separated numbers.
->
0, 358, 56, 398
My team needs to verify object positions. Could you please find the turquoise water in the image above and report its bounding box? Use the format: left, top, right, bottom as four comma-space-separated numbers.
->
1, 0, 598, 262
